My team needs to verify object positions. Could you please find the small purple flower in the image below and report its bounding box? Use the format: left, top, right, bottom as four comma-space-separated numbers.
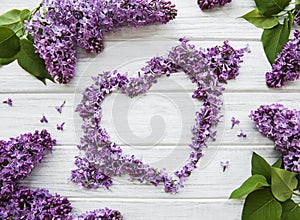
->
231, 117, 240, 129
237, 131, 247, 138
40, 115, 48, 123
198, 0, 232, 10
55, 100, 66, 114
2, 98, 12, 107
73, 207, 123, 219
26, 0, 177, 84
220, 160, 229, 172
57, 122, 65, 131
250, 103, 300, 173
266, 30, 300, 88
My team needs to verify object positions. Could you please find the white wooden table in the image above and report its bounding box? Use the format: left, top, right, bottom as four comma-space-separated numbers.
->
1, 1, 300, 219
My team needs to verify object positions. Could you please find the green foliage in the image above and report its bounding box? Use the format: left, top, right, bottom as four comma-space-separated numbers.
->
230, 152, 300, 220
254, 0, 291, 16
230, 174, 270, 199
271, 167, 298, 202
240, 9, 279, 29
251, 152, 272, 182
261, 18, 290, 64
242, 189, 282, 220
239, 0, 297, 65
0, 56, 17, 66
0, 8, 53, 84
17, 39, 53, 84
272, 157, 283, 168
281, 200, 300, 220
0, 27, 20, 58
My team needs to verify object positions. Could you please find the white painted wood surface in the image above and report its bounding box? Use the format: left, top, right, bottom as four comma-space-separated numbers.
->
0, 1, 299, 219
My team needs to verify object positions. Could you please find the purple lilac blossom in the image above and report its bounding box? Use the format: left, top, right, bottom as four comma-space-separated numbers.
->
266, 30, 300, 88
40, 115, 48, 123
55, 100, 66, 114
198, 0, 232, 10
26, 0, 177, 84
0, 131, 123, 219
220, 160, 229, 172
71, 157, 113, 189
72, 208, 123, 220
231, 116, 240, 129
0, 130, 56, 195
250, 103, 300, 173
2, 98, 12, 106
57, 122, 65, 131
72, 39, 249, 193
0, 187, 72, 219
237, 131, 247, 138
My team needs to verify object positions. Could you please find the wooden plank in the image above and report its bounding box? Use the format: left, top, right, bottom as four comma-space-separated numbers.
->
21, 145, 279, 199
0, 92, 299, 145
0, 40, 299, 94
68, 198, 244, 220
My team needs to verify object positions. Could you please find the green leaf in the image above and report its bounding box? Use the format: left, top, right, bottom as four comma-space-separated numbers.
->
272, 157, 283, 168
242, 188, 282, 220
0, 9, 23, 34
20, 9, 31, 22
230, 174, 270, 199
0, 56, 17, 66
271, 167, 298, 202
17, 39, 53, 84
240, 9, 279, 29
255, 0, 291, 16
0, 27, 20, 58
281, 199, 300, 220
0, 9, 21, 26
252, 152, 271, 182
261, 18, 290, 64
296, 0, 300, 10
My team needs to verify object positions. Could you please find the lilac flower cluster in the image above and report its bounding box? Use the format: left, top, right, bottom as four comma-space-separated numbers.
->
26, 0, 177, 84
1, 187, 72, 219
0, 131, 123, 219
0, 130, 56, 195
250, 104, 300, 173
72, 39, 249, 193
266, 30, 300, 88
73, 208, 123, 220
197, 0, 232, 10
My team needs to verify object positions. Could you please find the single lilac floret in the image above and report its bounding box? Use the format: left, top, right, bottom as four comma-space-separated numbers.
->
231, 116, 240, 129
57, 122, 65, 131
2, 98, 12, 106
55, 100, 66, 114
40, 115, 48, 123
237, 131, 247, 138
220, 160, 229, 172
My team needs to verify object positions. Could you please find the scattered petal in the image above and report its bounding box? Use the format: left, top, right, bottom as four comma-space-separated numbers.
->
40, 115, 48, 123
237, 131, 247, 138
2, 98, 12, 107
55, 100, 66, 114
231, 116, 240, 129
220, 160, 230, 172
57, 122, 65, 131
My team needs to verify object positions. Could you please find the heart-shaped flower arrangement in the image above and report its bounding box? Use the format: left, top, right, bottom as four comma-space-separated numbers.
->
71, 39, 250, 193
